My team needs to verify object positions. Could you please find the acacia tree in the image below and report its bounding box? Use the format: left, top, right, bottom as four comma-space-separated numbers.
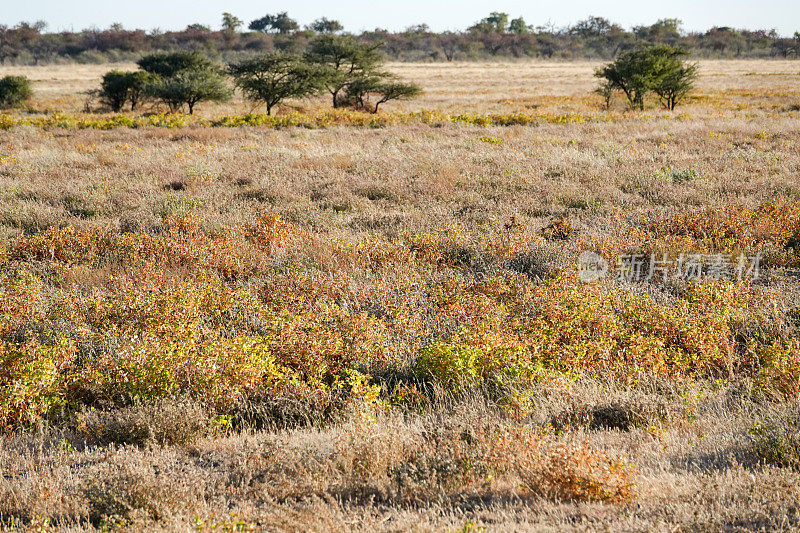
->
650, 47, 698, 110
138, 51, 230, 114
305, 34, 383, 108
509, 17, 530, 35
594, 47, 655, 109
343, 74, 421, 113
308, 18, 343, 34
228, 53, 328, 114
222, 12, 242, 34
221, 12, 242, 44
248, 12, 298, 34
138, 50, 209, 77
437, 32, 460, 61
146, 69, 230, 114
634, 19, 683, 45
469, 12, 509, 33
594, 45, 697, 110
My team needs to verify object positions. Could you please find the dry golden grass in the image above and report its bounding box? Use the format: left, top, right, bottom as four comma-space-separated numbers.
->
2, 59, 799, 115
0, 60, 799, 531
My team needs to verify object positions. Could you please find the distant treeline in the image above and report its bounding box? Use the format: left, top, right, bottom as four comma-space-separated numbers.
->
1, 13, 799, 65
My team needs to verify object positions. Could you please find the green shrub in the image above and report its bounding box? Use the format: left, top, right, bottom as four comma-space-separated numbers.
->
660, 167, 701, 184
415, 341, 538, 392
342, 74, 422, 113
0, 340, 72, 431
99, 70, 152, 112
416, 343, 483, 388
305, 34, 383, 108
145, 69, 230, 114
0, 76, 33, 108
137, 50, 212, 78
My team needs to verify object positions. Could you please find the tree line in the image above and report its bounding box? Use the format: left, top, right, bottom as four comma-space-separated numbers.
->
95, 36, 421, 115
1, 13, 799, 65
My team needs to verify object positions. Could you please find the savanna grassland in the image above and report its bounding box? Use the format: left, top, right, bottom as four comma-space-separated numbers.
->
0, 60, 799, 531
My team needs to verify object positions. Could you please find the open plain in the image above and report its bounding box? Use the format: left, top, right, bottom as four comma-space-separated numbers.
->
0, 60, 799, 531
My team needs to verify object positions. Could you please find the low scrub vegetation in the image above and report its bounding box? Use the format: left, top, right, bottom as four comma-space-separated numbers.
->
0, 109, 622, 131
0, 212, 797, 429
0, 63, 799, 530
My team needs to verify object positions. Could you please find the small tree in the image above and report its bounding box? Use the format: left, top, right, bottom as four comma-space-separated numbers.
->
340, 74, 382, 110
248, 12, 298, 34
370, 81, 422, 113
509, 17, 530, 35
99, 70, 151, 112
594, 80, 615, 110
185, 24, 212, 33
308, 18, 343, 34
650, 48, 698, 110
100, 71, 130, 112
343, 75, 421, 113
305, 35, 383, 108
139, 51, 230, 114
145, 68, 230, 114
634, 18, 683, 44
469, 12, 509, 33
595, 47, 655, 110
0, 75, 32, 108
222, 12, 243, 34
221, 12, 242, 45
594, 45, 697, 110
228, 53, 328, 115
126, 72, 152, 111
438, 32, 460, 61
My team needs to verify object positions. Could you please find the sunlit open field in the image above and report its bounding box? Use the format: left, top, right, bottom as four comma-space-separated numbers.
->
0, 61, 799, 531
2, 59, 800, 114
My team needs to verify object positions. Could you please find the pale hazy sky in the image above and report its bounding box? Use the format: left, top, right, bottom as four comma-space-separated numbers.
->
3, 0, 799, 36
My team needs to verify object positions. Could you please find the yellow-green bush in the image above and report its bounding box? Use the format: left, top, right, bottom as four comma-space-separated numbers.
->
0, 340, 74, 430
416, 343, 483, 388
414, 273, 769, 388
76, 335, 282, 409
0, 110, 616, 132
0, 271, 43, 335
